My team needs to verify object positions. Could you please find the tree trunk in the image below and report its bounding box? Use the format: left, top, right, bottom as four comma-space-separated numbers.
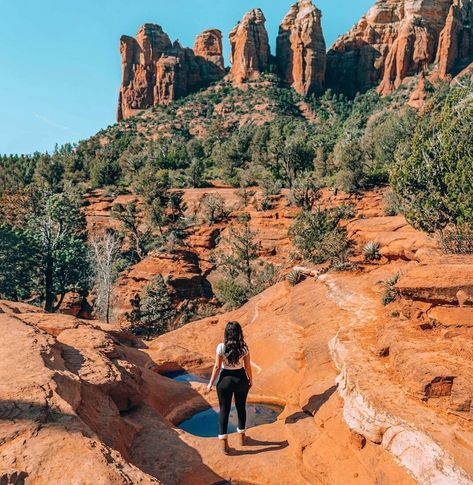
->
44, 254, 54, 312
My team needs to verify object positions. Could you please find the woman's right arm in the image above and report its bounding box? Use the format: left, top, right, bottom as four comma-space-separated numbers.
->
243, 351, 253, 388
207, 352, 223, 391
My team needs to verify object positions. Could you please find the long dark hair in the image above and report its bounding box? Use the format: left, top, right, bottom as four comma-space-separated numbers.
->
223, 321, 248, 365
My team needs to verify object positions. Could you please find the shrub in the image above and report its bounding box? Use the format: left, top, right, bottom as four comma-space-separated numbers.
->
383, 191, 402, 216
391, 87, 473, 233
440, 225, 473, 254
288, 209, 352, 266
200, 193, 228, 225
214, 278, 249, 310
381, 272, 401, 306
363, 241, 381, 262
290, 173, 321, 210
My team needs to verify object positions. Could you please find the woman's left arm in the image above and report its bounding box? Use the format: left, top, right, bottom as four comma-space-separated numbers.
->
243, 351, 253, 388
207, 353, 223, 391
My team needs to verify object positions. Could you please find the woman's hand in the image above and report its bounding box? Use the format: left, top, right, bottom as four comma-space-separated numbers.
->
206, 383, 214, 393
248, 379, 253, 389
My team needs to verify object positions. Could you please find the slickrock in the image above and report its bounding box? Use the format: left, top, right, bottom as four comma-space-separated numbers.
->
118, 24, 225, 121
324, 267, 473, 484
277, 0, 327, 95
347, 215, 439, 261
396, 259, 473, 304
229, 9, 271, 83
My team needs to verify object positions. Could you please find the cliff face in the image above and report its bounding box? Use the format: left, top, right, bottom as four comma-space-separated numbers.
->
118, 25, 224, 121
229, 8, 271, 83
117, 1, 473, 120
277, 0, 327, 95
326, 0, 473, 96
436, 0, 473, 78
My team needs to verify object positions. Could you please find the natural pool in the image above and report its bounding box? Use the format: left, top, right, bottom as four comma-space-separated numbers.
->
178, 403, 283, 437
162, 369, 211, 384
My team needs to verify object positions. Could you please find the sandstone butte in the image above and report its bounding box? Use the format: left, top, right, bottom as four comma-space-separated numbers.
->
326, 0, 473, 96
117, 0, 473, 121
3, 186, 473, 484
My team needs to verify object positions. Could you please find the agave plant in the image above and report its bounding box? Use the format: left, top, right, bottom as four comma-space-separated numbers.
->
287, 269, 303, 287
363, 241, 381, 262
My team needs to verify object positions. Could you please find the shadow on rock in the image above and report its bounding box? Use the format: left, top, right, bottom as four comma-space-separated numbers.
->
285, 384, 338, 424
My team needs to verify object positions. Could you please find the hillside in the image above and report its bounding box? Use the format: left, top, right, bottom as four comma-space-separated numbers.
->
2, 0, 473, 484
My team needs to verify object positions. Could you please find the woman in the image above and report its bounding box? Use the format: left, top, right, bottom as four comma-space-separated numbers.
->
207, 321, 253, 454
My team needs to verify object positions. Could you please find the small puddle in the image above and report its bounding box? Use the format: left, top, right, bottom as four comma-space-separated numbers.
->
178, 404, 283, 437
162, 369, 211, 384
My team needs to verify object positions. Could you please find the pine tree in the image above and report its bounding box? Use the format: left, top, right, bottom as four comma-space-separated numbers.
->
129, 275, 176, 340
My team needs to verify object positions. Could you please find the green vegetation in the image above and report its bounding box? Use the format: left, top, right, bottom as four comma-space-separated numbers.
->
214, 213, 278, 309
381, 272, 401, 306
363, 241, 381, 262
0, 187, 90, 311
289, 207, 352, 267
127, 275, 176, 340
391, 85, 473, 235
3, 75, 473, 314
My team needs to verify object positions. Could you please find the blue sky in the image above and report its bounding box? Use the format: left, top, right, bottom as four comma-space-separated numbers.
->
0, 0, 373, 155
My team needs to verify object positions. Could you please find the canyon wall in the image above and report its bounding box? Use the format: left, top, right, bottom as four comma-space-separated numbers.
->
117, 0, 473, 121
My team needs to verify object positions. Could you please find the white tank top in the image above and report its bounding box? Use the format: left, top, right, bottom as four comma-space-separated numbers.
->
216, 342, 248, 370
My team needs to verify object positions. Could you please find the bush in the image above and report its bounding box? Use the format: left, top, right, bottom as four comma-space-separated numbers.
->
363, 241, 381, 262
383, 191, 402, 216
381, 272, 400, 306
290, 173, 321, 210
289, 209, 352, 266
214, 278, 249, 310
440, 225, 473, 254
199, 193, 228, 225
391, 87, 473, 233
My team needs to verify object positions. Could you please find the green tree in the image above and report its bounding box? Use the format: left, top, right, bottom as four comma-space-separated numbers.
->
289, 208, 352, 266
111, 202, 152, 262
24, 190, 90, 312
391, 87, 473, 233
128, 275, 176, 340
0, 225, 37, 301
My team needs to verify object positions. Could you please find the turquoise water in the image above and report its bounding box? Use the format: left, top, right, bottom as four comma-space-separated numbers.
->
178, 404, 283, 437
162, 370, 210, 384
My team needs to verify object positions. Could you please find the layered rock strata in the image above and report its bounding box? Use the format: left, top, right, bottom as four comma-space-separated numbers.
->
118, 25, 224, 121
277, 0, 327, 95
229, 8, 271, 83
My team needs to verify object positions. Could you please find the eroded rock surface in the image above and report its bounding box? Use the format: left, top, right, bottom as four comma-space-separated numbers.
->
326, 0, 473, 96
229, 9, 271, 83
118, 25, 225, 121
277, 0, 326, 95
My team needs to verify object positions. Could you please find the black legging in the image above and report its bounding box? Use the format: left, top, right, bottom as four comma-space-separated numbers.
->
216, 368, 250, 436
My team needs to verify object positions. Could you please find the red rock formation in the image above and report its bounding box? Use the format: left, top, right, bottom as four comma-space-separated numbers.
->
326, 0, 458, 96
118, 25, 225, 121
277, 0, 327, 95
194, 29, 225, 72
229, 9, 271, 83
436, 0, 473, 78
